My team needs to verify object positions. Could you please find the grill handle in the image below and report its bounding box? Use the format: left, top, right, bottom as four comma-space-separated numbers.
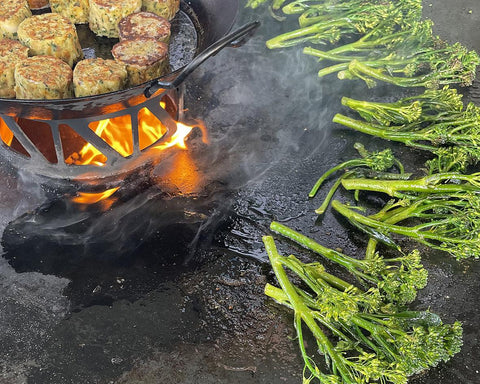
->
144, 20, 260, 98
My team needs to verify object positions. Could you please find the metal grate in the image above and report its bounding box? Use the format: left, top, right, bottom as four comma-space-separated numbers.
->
0, 88, 181, 183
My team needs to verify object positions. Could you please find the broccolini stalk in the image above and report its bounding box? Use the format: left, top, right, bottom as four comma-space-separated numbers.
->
341, 172, 480, 198
338, 44, 479, 88
263, 236, 463, 383
309, 143, 406, 215
263, 236, 357, 383
266, 1, 396, 49
270, 221, 427, 304
310, 143, 400, 197
334, 105, 480, 172
303, 16, 479, 89
304, 15, 428, 77
340, 86, 464, 126
246, 0, 287, 9
334, 174, 480, 258
335, 86, 480, 172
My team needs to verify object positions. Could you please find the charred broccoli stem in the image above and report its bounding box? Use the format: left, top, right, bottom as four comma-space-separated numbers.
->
263, 236, 463, 384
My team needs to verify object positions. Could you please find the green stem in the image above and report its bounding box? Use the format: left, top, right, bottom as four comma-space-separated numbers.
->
340, 175, 480, 197
309, 161, 361, 198
331, 200, 473, 246
269, 222, 374, 282
332, 113, 437, 151
266, 22, 334, 49
345, 60, 429, 87
304, 46, 362, 62
272, 0, 287, 10
262, 236, 355, 382
315, 171, 354, 214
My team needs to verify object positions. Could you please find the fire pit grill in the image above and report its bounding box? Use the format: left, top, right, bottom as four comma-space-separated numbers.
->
0, 1, 259, 184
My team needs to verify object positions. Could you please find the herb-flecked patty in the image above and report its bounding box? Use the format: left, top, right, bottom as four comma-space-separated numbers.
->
0, 38, 29, 98
50, 0, 90, 24
89, 0, 142, 38
0, 0, 31, 39
73, 58, 128, 97
142, 0, 179, 21
17, 13, 83, 67
15, 55, 73, 99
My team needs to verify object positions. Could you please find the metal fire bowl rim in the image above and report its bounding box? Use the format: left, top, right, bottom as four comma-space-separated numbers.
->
0, 89, 183, 183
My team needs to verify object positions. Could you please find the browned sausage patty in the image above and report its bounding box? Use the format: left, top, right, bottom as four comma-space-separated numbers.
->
118, 11, 171, 43
112, 38, 169, 86
15, 55, 74, 99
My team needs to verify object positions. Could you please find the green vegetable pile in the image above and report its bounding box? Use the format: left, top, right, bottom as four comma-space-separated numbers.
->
247, 0, 479, 88
334, 86, 480, 173
244, 0, 480, 383
263, 234, 462, 384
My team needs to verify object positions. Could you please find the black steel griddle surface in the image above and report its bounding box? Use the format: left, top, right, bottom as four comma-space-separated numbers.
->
1, 1, 480, 383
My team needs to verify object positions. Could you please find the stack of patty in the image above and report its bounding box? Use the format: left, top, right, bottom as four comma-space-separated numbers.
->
112, 11, 172, 87
0, 0, 180, 99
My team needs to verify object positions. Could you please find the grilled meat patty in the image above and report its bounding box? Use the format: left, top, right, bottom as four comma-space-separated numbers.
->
89, 0, 142, 38
73, 58, 128, 97
118, 11, 171, 43
112, 38, 169, 86
17, 13, 83, 67
50, 0, 90, 24
142, 0, 180, 21
0, 38, 29, 98
0, 0, 31, 40
15, 55, 73, 99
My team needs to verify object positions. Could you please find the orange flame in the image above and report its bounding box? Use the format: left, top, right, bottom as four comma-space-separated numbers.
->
71, 187, 120, 210
68, 101, 194, 166
72, 187, 120, 205
0, 117, 14, 146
